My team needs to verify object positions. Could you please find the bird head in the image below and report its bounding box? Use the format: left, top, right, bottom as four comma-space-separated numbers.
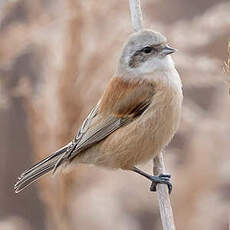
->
118, 30, 176, 76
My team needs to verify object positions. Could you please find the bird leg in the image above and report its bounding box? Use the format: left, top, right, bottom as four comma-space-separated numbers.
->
131, 167, 172, 194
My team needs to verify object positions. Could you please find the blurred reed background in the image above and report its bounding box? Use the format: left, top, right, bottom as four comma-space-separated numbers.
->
0, 0, 230, 229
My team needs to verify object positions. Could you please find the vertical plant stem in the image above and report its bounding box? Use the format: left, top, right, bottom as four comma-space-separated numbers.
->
154, 153, 176, 230
129, 0, 143, 31
128, 1, 177, 230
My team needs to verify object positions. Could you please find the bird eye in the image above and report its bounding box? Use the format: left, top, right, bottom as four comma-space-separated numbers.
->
142, 46, 153, 54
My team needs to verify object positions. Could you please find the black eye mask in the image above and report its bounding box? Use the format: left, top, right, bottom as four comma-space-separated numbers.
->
129, 45, 162, 68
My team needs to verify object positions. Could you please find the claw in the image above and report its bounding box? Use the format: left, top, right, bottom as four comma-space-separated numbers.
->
159, 173, 171, 179
150, 173, 172, 194
130, 167, 173, 194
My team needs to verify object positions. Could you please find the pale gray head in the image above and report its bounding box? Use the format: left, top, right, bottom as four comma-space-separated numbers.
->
118, 30, 176, 76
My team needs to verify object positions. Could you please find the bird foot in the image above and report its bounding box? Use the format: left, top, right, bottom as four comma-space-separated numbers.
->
149, 173, 172, 194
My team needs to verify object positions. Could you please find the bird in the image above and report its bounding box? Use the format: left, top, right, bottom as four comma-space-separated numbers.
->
14, 29, 183, 194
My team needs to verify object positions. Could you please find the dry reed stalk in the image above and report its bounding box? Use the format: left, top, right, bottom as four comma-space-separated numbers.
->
20, 1, 85, 230
129, 1, 176, 230
153, 154, 176, 230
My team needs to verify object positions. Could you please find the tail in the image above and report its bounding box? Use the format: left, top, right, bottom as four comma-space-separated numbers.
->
14, 144, 70, 193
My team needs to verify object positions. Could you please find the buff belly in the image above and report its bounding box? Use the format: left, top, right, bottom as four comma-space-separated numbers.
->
76, 97, 181, 170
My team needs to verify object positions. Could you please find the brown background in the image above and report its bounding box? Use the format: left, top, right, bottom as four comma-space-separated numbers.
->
0, 0, 230, 229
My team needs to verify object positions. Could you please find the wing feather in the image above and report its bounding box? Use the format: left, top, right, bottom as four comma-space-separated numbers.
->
54, 78, 155, 168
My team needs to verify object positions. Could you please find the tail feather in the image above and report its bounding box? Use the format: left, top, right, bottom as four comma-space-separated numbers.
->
14, 144, 70, 193
20, 144, 69, 178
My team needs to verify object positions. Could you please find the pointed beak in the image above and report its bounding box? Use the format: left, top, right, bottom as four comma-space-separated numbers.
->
161, 45, 177, 56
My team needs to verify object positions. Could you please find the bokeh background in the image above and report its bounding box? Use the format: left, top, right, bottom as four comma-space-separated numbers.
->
0, 0, 230, 229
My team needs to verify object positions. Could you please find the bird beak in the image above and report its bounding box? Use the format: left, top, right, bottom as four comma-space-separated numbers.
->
161, 45, 177, 56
